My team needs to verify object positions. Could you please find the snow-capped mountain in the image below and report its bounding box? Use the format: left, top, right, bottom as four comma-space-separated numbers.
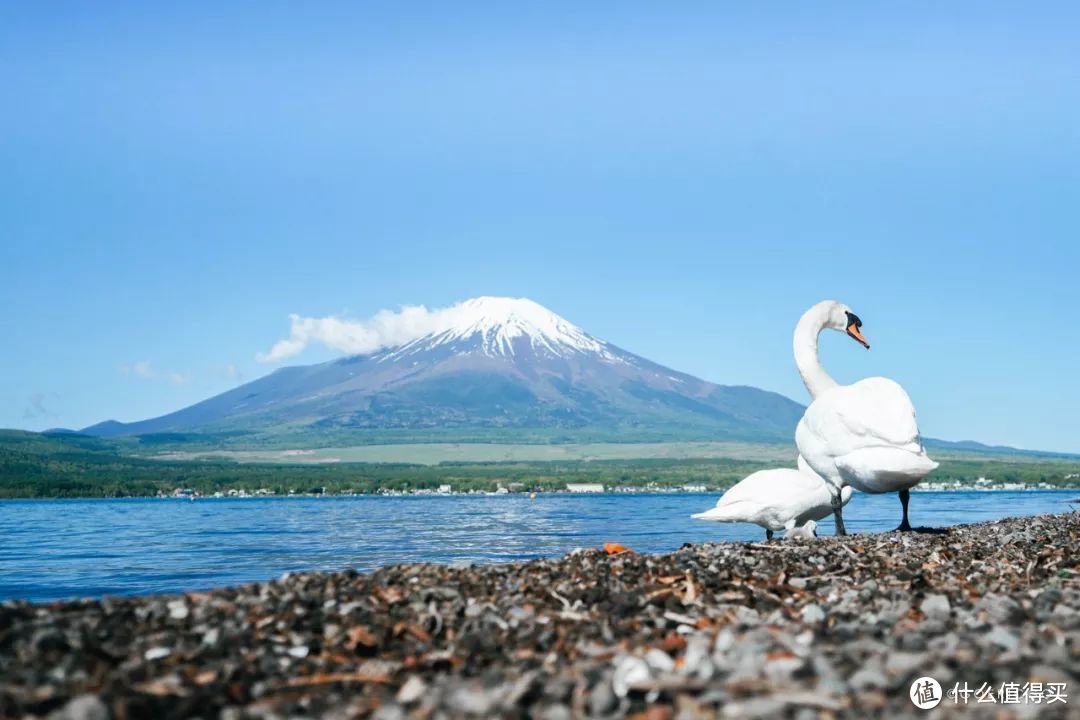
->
374, 297, 622, 363
84, 297, 805, 442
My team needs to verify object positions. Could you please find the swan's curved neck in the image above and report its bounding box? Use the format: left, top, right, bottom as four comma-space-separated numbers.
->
793, 305, 838, 399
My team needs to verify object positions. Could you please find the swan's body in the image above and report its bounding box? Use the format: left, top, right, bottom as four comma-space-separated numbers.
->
792, 300, 937, 534
692, 465, 853, 538
796, 377, 938, 494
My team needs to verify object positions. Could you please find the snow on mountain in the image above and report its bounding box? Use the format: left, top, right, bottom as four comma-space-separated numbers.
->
374, 297, 621, 363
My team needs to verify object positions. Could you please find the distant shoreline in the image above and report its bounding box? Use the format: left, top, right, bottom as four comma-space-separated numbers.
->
4, 430, 1078, 499
3, 486, 1077, 501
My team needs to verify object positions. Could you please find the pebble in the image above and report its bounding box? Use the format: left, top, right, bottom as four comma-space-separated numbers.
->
920, 593, 951, 621
612, 655, 651, 698
848, 667, 888, 691
47, 695, 108, 720
644, 647, 675, 673
884, 651, 926, 678
721, 697, 785, 718
975, 593, 1025, 624
587, 677, 618, 716
1, 512, 1077, 720
985, 625, 1020, 651
143, 646, 171, 661
395, 675, 428, 704
799, 603, 825, 623
167, 599, 188, 620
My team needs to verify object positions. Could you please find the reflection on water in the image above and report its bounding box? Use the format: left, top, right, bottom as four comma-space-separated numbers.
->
1, 491, 1075, 602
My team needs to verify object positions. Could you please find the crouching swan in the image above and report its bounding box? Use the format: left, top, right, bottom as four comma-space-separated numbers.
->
691, 462, 853, 539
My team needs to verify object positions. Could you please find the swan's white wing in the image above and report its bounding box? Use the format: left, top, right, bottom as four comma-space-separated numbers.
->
691, 469, 833, 528
832, 377, 923, 448
691, 470, 775, 521
798, 377, 937, 493
799, 377, 922, 454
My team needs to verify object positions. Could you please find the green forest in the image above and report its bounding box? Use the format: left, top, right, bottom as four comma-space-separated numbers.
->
1, 429, 1078, 499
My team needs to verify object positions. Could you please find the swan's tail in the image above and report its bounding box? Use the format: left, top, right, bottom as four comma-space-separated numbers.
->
835, 447, 939, 490
691, 505, 741, 522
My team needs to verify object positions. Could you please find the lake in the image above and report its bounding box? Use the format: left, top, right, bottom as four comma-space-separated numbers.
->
2, 491, 1076, 602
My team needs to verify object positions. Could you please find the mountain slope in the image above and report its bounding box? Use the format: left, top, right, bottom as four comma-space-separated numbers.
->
84, 297, 806, 442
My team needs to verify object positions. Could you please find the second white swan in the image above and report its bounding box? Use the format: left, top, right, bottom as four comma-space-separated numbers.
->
692, 460, 853, 539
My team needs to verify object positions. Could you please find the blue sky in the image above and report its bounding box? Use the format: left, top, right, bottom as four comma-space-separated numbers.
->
2, 3, 1078, 451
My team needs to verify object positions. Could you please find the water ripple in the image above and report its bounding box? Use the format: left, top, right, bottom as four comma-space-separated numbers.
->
0, 491, 1073, 602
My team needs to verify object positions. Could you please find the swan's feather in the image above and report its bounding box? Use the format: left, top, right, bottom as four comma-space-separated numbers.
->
805, 377, 921, 448
691, 468, 848, 531
835, 447, 939, 489
797, 376, 936, 493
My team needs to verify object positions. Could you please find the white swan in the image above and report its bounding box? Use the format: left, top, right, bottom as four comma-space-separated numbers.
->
691, 463, 853, 539
793, 300, 938, 535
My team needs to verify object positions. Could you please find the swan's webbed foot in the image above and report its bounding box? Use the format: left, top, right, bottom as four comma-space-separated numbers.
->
893, 489, 948, 533
895, 489, 915, 532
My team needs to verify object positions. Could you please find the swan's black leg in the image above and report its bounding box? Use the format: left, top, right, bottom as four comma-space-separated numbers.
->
765, 529, 774, 540
896, 489, 913, 532
832, 492, 847, 536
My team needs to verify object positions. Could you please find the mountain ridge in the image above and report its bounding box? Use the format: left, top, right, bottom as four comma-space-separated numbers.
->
82, 297, 806, 443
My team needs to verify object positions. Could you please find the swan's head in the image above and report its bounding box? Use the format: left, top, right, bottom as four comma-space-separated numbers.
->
820, 300, 870, 350
785, 519, 818, 539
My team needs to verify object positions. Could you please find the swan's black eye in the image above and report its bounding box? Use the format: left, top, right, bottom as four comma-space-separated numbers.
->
845, 311, 862, 329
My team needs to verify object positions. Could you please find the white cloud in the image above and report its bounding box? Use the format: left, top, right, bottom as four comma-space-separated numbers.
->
222, 363, 243, 384
121, 360, 155, 379
257, 304, 456, 363
120, 361, 190, 385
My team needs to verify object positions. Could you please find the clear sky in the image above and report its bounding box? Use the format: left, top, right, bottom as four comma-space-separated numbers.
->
2, 3, 1078, 452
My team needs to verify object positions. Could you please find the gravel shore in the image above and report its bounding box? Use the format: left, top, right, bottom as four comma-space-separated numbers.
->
2, 513, 1078, 719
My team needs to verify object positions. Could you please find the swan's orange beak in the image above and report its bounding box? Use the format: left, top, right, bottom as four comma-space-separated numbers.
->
847, 323, 870, 349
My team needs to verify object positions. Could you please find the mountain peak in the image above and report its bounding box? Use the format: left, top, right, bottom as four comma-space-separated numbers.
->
457, 296, 563, 327
80, 294, 808, 442
376, 296, 615, 361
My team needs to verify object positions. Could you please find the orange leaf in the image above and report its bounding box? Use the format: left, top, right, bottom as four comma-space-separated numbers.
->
347, 625, 379, 651
604, 542, 634, 555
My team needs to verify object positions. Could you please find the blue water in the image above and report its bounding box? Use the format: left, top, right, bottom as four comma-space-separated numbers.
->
1, 491, 1076, 603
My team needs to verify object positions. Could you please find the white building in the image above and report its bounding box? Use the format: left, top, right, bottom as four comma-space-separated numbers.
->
566, 483, 605, 493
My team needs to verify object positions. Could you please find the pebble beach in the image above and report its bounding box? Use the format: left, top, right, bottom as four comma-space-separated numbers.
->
2, 513, 1078, 720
